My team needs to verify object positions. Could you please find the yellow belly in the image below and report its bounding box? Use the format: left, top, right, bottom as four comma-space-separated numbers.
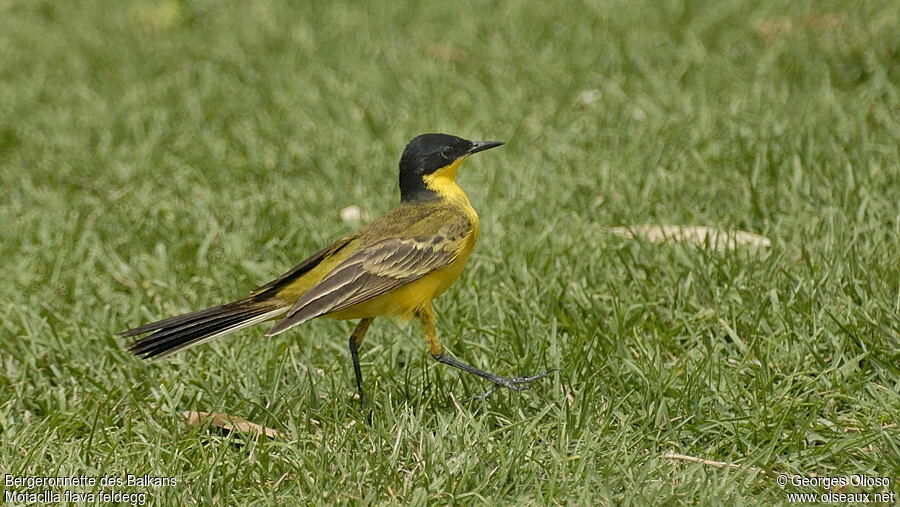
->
328, 236, 476, 321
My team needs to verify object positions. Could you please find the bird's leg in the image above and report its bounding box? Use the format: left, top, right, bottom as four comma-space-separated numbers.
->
348, 318, 374, 408
416, 305, 553, 396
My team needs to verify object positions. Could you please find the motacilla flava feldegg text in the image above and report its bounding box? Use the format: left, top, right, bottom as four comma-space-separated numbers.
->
123, 133, 551, 404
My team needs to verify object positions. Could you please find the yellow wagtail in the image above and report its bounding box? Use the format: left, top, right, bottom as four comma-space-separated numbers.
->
123, 133, 551, 404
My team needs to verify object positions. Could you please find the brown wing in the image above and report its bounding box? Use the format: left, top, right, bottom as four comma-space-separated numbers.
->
264, 219, 470, 336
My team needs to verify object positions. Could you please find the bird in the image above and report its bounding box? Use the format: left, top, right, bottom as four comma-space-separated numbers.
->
122, 133, 552, 405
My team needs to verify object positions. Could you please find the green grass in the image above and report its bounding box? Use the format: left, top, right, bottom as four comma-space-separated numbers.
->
1, 0, 898, 504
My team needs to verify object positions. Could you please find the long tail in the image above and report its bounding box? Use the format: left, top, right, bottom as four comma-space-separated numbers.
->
122, 300, 288, 359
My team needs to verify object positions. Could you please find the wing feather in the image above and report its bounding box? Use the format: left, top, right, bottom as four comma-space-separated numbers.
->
249, 234, 357, 300
264, 211, 471, 336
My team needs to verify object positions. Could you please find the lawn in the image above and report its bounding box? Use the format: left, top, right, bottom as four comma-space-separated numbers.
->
1, 0, 898, 504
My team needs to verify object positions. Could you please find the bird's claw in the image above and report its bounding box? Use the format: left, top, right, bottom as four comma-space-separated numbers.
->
509, 369, 556, 385
472, 369, 556, 400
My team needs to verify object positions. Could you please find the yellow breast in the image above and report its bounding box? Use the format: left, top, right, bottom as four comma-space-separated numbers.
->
327, 157, 479, 321
336, 183, 478, 320
329, 222, 477, 320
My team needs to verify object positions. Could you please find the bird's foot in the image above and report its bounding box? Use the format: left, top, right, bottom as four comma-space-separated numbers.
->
473, 369, 556, 400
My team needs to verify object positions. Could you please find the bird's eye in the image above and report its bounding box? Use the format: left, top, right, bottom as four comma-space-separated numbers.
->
440, 147, 453, 160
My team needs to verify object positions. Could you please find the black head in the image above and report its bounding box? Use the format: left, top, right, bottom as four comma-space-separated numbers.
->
398, 133, 503, 202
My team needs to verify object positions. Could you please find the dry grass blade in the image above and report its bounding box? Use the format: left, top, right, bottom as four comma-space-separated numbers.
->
182, 411, 282, 438
423, 43, 468, 62
603, 225, 772, 249
662, 451, 743, 470
662, 451, 766, 474
756, 13, 845, 43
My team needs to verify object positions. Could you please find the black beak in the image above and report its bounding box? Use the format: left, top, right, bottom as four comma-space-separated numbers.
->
468, 141, 504, 155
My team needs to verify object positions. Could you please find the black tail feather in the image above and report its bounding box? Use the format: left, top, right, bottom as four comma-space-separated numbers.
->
120, 303, 243, 337
129, 312, 255, 357
123, 301, 285, 359
128, 306, 260, 351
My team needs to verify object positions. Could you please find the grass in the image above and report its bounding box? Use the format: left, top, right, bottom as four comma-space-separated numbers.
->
1, 0, 898, 503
